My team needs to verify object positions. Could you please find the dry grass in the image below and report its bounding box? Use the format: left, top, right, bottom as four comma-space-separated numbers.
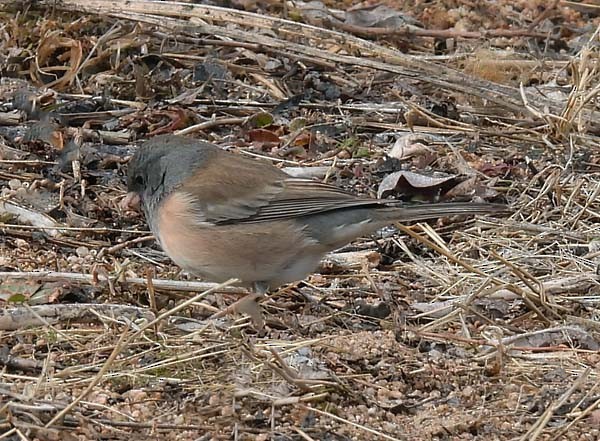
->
1, 1, 600, 440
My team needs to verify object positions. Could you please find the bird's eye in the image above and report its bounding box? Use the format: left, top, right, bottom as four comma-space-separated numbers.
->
134, 175, 145, 186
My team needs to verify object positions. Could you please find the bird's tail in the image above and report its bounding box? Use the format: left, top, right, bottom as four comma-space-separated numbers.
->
381, 202, 509, 223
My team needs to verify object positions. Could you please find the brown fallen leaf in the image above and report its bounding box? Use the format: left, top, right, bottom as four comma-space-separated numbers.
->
388, 133, 434, 160
0, 279, 64, 305
377, 170, 461, 199
31, 33, 83, 91
247, 128, 281, 145
444, 175, 499, 200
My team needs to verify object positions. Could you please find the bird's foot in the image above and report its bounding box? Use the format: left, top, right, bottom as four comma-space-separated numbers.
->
211, 292, 265, 329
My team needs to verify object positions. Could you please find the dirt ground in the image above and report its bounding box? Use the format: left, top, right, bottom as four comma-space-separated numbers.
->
1, 1, 600, 440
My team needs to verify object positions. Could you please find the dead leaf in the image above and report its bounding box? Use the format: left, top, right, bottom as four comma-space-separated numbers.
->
291, 131, 313, 148
444, 176, 499, 200
134, 61, 152, 100
247, 128, 280, 144
148, 108, 194, 135
477, 161, 511, 177
0, 142, 29, 160
0, 200, 61, 236
354, 301, 391, 319
284, 349, 330, 380
248, 112, 274, 128
377, 170, 461, 199
31, 33, 83, 91
289, 117, 307, 132
0, 279, 64, 305
345, 4, 420, 28
300, 1, 333, 27
388, 134, 433, 160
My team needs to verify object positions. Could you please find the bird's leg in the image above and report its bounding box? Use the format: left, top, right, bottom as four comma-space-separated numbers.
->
235, 282, 268, 329
211, 282, 268, 329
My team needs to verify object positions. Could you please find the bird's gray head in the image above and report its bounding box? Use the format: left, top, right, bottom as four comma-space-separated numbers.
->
126, 135, 219, 217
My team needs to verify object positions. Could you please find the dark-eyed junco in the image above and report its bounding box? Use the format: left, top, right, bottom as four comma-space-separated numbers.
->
124, 135, 505, 321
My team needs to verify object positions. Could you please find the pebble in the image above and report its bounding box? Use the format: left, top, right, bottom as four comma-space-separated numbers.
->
8, 179, 22, 190
14, 238, 28, 248
76, 246, 90, 257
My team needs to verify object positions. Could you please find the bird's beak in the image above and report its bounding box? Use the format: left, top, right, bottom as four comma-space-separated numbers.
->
120, 192, 141, 211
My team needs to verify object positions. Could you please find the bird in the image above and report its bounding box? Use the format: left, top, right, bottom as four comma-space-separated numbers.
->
123, 134, 506, 325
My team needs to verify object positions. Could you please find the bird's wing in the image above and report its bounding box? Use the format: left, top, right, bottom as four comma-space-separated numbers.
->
178, 153, 382, 224
235, 178, 383, 224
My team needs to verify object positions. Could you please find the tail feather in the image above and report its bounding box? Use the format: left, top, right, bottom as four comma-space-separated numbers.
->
302, 201, 508, 249
383, 202, 509, 223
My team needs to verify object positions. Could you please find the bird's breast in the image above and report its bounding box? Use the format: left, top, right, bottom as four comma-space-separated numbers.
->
154, 191, 324, 286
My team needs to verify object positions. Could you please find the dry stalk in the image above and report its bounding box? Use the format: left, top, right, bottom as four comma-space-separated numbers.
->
521, 367, 591, 440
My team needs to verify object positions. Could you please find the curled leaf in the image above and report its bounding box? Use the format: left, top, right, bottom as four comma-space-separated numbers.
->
31, 33, 83, 91
377, 170, 460, 199
388, 133, 433, 160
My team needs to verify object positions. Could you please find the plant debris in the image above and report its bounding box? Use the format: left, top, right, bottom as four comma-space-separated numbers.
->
1, 1, 600, 440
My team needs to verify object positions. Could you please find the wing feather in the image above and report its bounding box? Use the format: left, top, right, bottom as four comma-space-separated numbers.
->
219, 178, 384, 224
180, 160, 385, 224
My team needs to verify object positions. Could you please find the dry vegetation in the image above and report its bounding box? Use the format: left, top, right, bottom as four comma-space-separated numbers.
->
1, 0, 600, 440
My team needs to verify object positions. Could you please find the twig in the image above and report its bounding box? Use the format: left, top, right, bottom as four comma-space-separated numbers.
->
43, 278, 239, 427
175, 117, 246, 136
0, 111, 24, 125
0, 201, 61, 237
527, 0, 560, 31
396, 224, 552, 324
329, 19, 557, 41
0, 271, 245, 293
302, 404, 405, 441
0, 304, 155, 332
550, 387, 600, 440
100, 234, 155, 256
0, 223, 148, 234
293, 427, 317, 441
37, 0, 569, 116
521, 367, 591, 440
45, 326, 130, 427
